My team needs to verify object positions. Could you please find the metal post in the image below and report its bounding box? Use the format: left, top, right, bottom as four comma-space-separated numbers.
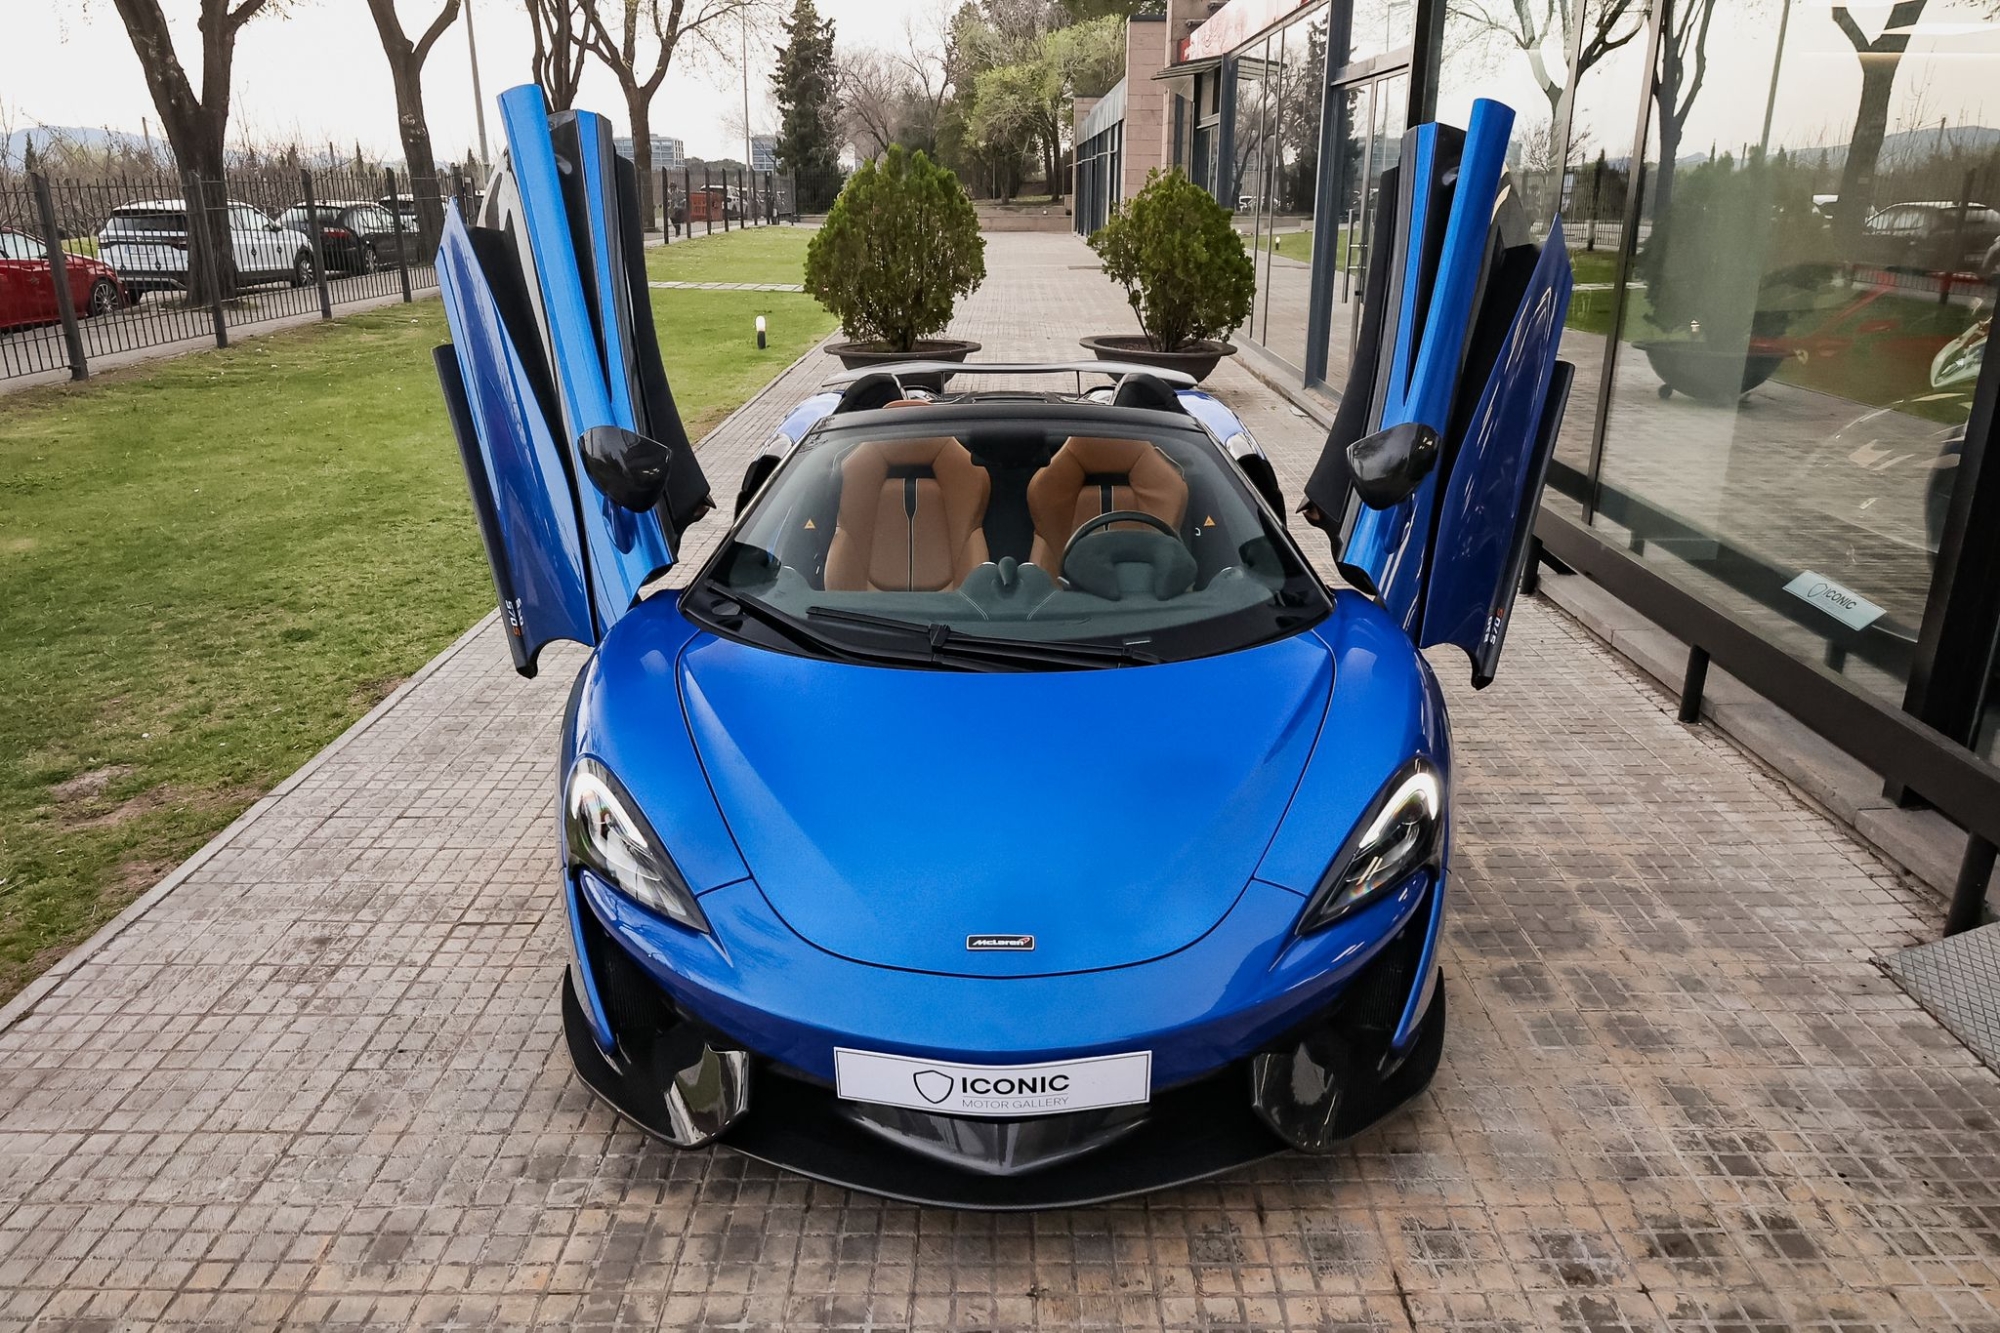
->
705, 166, 713, 235
1946, 834, 1995, 935
29, 172, 87, 380
1678, 645, 1710, 725
184, 172, 229, 348
722, 166, 731, 232
660, 166, 671, 242
385, 168, 414, 303
683, 168, 693, 236
300, 169, 333, 319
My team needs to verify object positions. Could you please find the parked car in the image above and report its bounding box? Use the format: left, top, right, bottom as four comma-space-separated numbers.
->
431, 90, 1572, 1206
97, 199, 317, 294
275, 200, 408, 274
1855, 201, 2000, 277
0, 227, 131, 328
1983, 234, 2000, 282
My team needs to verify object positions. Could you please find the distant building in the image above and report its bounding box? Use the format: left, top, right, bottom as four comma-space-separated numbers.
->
612, 135, 686, 173
751, 135, 778, 174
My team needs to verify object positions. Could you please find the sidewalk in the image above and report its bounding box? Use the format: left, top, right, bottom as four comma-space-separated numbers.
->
0, 233, 1994, 1332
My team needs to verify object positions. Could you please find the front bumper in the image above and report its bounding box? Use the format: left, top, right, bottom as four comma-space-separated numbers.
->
562, 867, 1446, 1207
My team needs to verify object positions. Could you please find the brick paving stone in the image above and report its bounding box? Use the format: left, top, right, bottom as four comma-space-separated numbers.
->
1, 233, 1997, 1332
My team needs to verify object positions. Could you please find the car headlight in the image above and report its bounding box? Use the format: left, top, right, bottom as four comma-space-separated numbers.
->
1298, 760, 1443, 933
565, 757, 711, 933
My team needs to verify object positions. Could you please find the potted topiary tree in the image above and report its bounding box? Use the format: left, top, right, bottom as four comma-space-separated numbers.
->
806, 146, 987, 387
1082, 169, 1256, 382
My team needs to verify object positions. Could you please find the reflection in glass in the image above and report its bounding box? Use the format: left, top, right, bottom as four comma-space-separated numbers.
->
1321, 73, 1408, 388
1584, 0, 1995, 714
1247, 11, 1331, 371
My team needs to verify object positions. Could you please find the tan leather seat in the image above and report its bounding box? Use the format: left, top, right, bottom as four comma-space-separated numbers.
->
1027, 436, 1189, 579
825, 437, 991, 592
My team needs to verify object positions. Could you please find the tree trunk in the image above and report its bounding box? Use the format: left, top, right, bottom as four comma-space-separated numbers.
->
627, 91, 657, 232
109, 0, 256, 304
1832, 57, 1902, 249
390, 62, 446, 249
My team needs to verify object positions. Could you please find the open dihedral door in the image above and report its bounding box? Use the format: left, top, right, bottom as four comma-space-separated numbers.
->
1304, 99, 1575, 688
433, 83, 713, 677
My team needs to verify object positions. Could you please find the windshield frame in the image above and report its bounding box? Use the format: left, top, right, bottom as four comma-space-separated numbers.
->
681, 399, 1331, 670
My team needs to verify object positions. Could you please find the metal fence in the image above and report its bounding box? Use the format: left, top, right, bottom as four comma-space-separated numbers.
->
654, 166, 842, 240
4, 159, 841, 384
1, 164, 472, 383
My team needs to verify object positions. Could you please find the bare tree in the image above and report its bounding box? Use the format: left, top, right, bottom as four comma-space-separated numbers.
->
527, 0, 591, 111
109, 0, 280, 298
578, 0, 767, 230
1446, 0, 1644, 121
1829, 0, 1929, 245
837, 47, 907, 158
1648, 0, 1718, 232
363, 0, 462, 249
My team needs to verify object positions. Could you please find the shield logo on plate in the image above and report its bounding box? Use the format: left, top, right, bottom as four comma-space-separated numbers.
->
912, 1069, 954, 1104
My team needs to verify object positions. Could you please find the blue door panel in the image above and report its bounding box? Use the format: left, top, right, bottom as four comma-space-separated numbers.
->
499, 84, 674, 628
436, 207, 597, 671
1343, 100, 1515, 633
1420, 227, 1574, 684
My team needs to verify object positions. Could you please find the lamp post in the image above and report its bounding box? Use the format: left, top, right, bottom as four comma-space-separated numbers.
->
741, 11, 753, 174
467, 0, 490, 167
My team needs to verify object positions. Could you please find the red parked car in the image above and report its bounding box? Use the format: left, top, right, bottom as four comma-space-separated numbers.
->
0, 227, 131, 330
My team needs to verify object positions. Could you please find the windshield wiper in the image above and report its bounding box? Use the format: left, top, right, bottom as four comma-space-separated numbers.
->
805, 605, 1159, 667
697, 588, 1029, 671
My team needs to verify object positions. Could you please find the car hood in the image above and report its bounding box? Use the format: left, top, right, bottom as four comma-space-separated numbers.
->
676, 630, 1333, 977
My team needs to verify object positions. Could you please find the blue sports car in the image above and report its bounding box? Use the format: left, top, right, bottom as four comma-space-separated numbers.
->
433, 87, 1572, 1206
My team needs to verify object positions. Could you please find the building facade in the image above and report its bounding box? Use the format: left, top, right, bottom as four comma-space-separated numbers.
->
1076, 0, 2000, 905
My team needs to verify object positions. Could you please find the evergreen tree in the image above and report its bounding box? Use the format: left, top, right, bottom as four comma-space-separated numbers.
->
772, 0, 841, 210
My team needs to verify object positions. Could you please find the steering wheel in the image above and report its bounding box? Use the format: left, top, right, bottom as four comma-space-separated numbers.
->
1058, 509, 1196, 600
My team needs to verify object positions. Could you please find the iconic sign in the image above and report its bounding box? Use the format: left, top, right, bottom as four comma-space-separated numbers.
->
834, 1048, 1153, 1117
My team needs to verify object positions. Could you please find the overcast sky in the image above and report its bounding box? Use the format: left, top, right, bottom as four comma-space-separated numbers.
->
1, 0, 934, 164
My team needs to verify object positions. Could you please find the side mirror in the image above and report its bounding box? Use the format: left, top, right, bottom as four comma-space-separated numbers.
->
579, 425, 671, 512
266, 221, 282, 232
1345, 421, 1442, 509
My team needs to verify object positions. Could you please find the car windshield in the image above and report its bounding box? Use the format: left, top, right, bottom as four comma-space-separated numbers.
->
105, 210, 186, 233
689, 405, 1329, 669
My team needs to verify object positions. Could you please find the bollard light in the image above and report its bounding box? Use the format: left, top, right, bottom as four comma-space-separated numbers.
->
755, 315, 767, 350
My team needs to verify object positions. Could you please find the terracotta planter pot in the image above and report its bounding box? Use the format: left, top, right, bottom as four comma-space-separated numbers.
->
1078, 334, 1236, 384
827, 339, 982, 392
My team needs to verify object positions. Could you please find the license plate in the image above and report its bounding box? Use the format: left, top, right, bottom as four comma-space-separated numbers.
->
833, 1048, 1152, 1117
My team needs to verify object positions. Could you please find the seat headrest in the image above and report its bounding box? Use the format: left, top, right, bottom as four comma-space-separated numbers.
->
835, 373, 905, 414
1055, 436, 1160, 472
1110, 373, 1183, 413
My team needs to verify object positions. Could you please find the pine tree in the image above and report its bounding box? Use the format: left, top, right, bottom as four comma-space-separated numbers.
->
771, 0, 840, 210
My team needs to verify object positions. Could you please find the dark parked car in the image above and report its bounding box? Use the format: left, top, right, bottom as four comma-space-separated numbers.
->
0, 227, 130, 329
277, 201, 408, 274
1857, 201, 2000, 277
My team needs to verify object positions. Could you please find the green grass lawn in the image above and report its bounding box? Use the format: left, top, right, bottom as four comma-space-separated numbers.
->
0, 261, 833, 1002
645, 226, 814, 287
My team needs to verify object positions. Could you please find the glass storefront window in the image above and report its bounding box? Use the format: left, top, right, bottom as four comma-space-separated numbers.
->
1257, 11, 1329, 369
1584, 0, 1996, 714
1547, 0, 1652, 512
1320, 71, 1408, 388
1343, 0, 1417, 68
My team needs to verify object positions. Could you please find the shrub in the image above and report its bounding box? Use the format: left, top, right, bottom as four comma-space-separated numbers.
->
1089, 170, 1255, 352
804, 147, 986, 351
